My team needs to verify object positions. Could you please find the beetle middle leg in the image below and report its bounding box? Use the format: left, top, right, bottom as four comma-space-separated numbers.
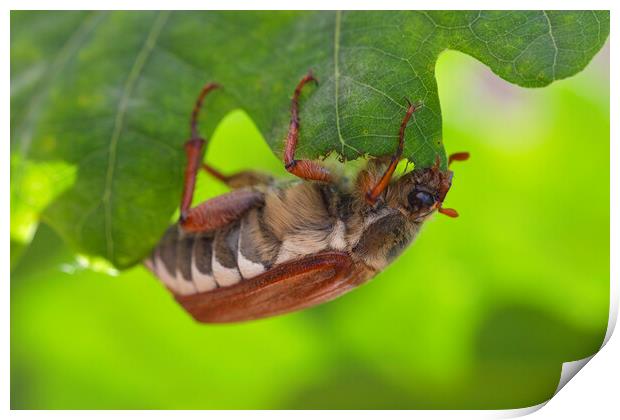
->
283, 71, 332, 183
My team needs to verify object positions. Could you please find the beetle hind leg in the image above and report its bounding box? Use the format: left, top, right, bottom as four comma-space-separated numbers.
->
201, 163, 273, 189
178, 82, 271, 233
179, 82, 220, 221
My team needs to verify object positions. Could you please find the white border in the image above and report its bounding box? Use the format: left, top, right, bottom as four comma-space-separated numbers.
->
3, 3, 11, 418
3, 0, 619, 10
4, 1, 617, 418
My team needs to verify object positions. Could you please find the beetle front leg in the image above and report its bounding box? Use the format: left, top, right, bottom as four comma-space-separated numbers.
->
365, 100, 418, 205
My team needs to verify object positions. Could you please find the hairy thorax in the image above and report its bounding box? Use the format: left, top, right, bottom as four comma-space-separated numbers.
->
262, 181, 420, 268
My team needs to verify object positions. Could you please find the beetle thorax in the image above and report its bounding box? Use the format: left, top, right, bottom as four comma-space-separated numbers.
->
347, 206, 420, 270
260, 181, 423, 272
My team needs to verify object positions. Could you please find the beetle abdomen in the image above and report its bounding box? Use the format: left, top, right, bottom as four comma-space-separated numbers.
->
147, 208, 327, 296
147, 183, 361, 297
147, 224, 242, 296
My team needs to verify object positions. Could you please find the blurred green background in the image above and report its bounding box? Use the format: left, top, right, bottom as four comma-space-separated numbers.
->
11, 43, 609, 409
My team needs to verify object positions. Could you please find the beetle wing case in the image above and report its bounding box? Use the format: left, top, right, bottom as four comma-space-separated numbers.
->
174, 252, 371, 323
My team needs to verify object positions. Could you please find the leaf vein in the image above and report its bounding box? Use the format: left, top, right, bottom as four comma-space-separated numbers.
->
101, 11, 170, 262
333, 10, 346, 155
542, 11, 559, 79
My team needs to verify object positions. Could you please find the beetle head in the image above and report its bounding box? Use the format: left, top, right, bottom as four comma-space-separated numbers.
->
387, 157, 459, 222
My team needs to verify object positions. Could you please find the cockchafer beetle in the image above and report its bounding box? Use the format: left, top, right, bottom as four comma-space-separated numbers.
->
145, 71, 468, 323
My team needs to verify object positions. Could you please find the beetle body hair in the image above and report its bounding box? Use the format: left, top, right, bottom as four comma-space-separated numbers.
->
146, 160, 451, 297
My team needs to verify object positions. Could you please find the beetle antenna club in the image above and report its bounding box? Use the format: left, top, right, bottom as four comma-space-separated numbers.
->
437, 151, 470, 217
448, 151, 470, 166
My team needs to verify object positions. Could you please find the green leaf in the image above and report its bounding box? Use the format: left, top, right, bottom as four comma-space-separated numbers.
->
10, 11, 609, 267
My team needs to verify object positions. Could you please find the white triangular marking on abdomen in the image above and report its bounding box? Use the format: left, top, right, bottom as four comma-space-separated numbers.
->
328, 220, 348, 250
155, 257, 179, 292
191, 259, 217, 292
212, 251, 241, 287
275, 242, 298, 265
175, 271, 197, 296
144, 258, 155, 272
237, 251, 266, 279
275, 230, 330, 264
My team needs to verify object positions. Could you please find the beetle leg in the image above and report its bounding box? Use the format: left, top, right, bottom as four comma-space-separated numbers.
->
180, 138, 206, 221
179, 82, 220, 221
178, 81, 271, 231
365, 100, 419, 205
190, 82, 220, 140
201, 163, 274, 189
283, 71, 332, 183
180, 189, 264, 233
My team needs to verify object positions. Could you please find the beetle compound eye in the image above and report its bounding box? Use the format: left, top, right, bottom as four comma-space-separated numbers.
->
408, 190, 435, 211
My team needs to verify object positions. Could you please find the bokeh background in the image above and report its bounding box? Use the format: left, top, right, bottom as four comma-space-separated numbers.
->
11, 42, 609, 409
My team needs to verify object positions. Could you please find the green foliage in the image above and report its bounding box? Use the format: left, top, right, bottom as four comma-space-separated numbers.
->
10, 11, 609, 267
11, 46, 610, 407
